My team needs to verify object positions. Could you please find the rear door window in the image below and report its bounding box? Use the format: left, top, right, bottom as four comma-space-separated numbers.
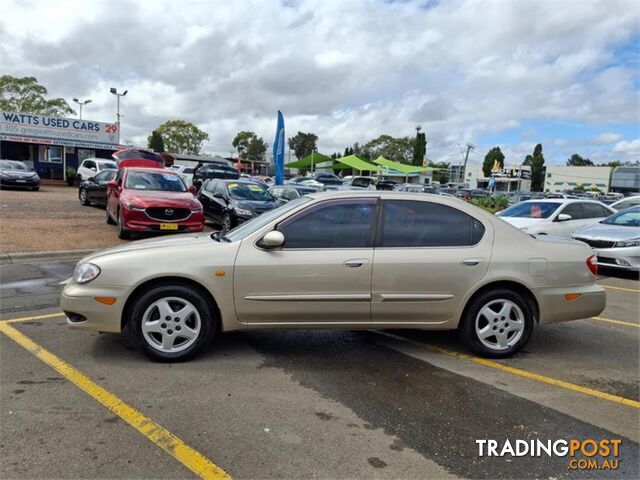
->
559, 203, 585, 220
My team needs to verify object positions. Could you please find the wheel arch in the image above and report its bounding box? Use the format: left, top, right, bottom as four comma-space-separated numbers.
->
121, 276, 222, 332
459, 280, 540, 328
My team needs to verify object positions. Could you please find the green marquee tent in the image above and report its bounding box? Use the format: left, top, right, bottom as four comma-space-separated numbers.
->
284, 152, 333, 170
330, 154, 383, 172
372, 156, 430, 173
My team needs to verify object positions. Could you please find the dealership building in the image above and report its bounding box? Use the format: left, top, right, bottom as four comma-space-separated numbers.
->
0, 111, 124, 180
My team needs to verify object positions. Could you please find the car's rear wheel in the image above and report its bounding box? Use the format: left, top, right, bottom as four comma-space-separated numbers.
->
117, 209, 130, 239
459, 289, 534, 358
79, 188, 90, 206
129, 285, 216, 362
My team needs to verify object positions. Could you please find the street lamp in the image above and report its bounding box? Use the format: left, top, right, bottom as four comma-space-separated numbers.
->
109, 87, 127, 143
72, 98, 92, 120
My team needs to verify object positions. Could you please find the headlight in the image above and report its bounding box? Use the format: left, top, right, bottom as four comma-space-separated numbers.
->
73, 263, 101, 284
191, 204, 203, 212
124, 201, 145, 211
615, 238, 640, 248
234, 208, 253, 216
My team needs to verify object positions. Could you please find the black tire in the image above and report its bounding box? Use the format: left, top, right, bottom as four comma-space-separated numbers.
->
128, 284, 217, 362
106, 208, 116, 225
458, 289, 534, 358
117, 209, 130, 239
31, 186, 40, 191
221, 212, 234, 232
79, 188, 90, 206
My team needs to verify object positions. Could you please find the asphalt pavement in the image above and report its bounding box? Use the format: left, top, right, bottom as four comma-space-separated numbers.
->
0, 259, 638, 479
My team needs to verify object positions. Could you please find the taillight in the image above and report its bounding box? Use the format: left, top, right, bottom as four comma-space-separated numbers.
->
586, 255, 597, 276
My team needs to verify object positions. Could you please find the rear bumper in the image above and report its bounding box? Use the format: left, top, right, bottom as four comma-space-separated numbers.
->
60, 281, 128, 333
535, 283, 606, 326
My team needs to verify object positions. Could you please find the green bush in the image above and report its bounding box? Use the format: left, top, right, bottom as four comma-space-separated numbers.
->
65, 167, 76, 186
468, 195, 510, 214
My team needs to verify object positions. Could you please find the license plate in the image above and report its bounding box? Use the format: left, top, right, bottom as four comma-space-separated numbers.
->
160, 223, 178, 230
15, 180, 26, 183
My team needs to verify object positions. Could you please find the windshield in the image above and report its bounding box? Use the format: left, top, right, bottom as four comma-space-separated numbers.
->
602, 207, 640, 227
498, 201, 561, 219
227, 183, 273, 201
125, 171, 187, 192
224, 196, 311, 242
0, 160, 27, 171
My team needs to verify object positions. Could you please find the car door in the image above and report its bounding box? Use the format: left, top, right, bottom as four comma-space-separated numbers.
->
90, 170, 115, 205
233, 198, 377, 325
197, 180, 215, 220
550, 203, 587, 236
107, 169, 124, 218
371, 199, 492, 324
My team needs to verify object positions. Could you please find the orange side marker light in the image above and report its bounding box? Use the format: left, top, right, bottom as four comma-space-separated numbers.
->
215, 270, 226, 277
95, 297, 117, 305
564, 293, 582, 302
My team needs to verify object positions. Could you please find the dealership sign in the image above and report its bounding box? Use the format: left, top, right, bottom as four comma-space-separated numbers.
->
0, 111, 120, 149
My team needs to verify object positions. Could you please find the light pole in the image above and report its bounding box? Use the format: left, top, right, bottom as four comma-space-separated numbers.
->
109, 87, 127, 143
72, 98, 92, 120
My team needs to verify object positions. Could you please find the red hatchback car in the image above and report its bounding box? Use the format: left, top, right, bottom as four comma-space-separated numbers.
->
106, 168, 204, 239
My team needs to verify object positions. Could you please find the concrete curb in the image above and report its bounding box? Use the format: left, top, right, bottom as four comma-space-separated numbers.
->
0, 249, 95, 265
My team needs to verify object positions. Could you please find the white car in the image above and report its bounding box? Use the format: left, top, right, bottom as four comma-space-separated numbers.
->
497, 199, 615, 237
77, 158, 117, 181
169, 164, 195, 186
610, 195, 640, 211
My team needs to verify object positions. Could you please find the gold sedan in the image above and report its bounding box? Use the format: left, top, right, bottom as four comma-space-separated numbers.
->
61, 191, 606, 361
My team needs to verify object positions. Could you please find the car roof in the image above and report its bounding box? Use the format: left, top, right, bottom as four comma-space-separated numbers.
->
123, 167, 176, 174
518, 198, 604, 204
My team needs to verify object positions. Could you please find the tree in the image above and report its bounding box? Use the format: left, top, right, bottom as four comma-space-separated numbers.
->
566, 154, 593, 166
362, 135, 414, 163
412, 127, 427, 166
232, 131, 268, 162
430, 161, 450, 184
287, 131, 318, 159
482, 147, 505, 177
0, 75, 75, 116
154, 120, 209, 155
524, 143, 545, 191
147, 130, 165, 152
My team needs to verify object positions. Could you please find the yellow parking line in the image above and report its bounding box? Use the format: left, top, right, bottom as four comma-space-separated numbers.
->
0, 322, 231, 480
591, 316, 639, 328
1, 313, 65, 323
375, 331, 640, 409
600, 284, 640, 294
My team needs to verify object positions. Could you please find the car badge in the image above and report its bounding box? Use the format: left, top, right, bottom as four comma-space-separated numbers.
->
164, 209, 174, 216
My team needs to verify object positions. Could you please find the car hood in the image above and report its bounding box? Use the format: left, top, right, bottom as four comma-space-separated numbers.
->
81, 232, 216, 263
123, 190, 200, 209
0, 170, 37, 178
497, 217, 546, 229
572, 223, 639, 241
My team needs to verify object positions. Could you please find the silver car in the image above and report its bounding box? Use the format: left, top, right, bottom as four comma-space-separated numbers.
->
572, 206, 640, 272
61, 191, 606, 362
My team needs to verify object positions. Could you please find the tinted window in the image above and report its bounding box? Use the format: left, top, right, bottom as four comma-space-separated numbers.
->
498, 201, 561, 219
282, 188, 299, 200
583, 203, 610, 218
227, 183, 273, 201
84, 160, 95, 169
560, 203, 585, 220
125, 171, 186, 192
602, 207, 640, 226
381, 200, 485, 247
94, 170, 116, 181
98, 161, 117, 171
279, 199, 376, 248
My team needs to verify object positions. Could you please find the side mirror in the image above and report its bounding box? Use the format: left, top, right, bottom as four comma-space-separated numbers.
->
557, 213, 572, 222
260, 230, 285, 248
188, 185, 198, 195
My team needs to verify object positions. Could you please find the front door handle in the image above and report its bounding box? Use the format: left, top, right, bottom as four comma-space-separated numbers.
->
344, 259, 368, 268
462, 258, 483, 266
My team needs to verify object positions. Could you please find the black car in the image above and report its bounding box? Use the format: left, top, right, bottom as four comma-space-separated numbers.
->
0, 160, 40, 190
376, 179, 399, 190
269, 184, 317, 203
192, 162, 240, 189
78, 169, 117, 207
198, 179, 278, 231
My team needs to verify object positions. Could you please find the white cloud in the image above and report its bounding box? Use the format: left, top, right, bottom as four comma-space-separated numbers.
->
594, 132, 623, 144
613, 138, 640, 157
0, 0, 638, 162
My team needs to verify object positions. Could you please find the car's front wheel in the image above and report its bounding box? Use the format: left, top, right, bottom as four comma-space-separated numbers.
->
221, 212, 234, 232
129, 284, 217, 362
117, 209, 130, 239
79, 188, 90, 206
459, 289, 534, 358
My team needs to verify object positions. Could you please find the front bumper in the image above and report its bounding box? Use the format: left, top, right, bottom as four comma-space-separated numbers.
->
593, 246, 640, 272
0, 177, 40, 188
122, 208, 204, 232
535, 283, 606, 326
60, 281, 129, 333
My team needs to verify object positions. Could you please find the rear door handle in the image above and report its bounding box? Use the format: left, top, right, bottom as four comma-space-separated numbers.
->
462, 258, 483, 266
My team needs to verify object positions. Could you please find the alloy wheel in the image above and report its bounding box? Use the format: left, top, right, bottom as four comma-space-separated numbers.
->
474, 299, 525, 351
141, 297, 202, 353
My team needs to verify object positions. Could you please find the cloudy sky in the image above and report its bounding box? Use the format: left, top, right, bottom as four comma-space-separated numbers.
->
1, 0, 638, 166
